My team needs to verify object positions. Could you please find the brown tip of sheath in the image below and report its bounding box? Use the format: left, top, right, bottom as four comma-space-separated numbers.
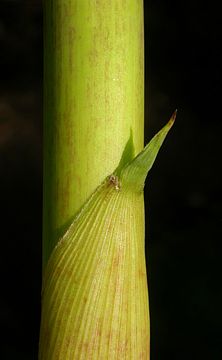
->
168, 109, 177, 127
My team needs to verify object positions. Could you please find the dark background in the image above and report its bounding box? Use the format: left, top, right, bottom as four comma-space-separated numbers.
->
0, 0, 221, 358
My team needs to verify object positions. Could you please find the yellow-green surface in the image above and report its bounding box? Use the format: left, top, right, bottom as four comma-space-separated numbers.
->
43, 0, 144, 266
40, 180, 149, 359
39, 117, 175, 359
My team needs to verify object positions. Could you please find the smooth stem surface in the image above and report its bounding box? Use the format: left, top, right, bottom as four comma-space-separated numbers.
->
43, 0, 144, 267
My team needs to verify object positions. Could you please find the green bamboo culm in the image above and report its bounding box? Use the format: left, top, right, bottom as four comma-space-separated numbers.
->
43, 0, 144, 268
40, 0, 174, 358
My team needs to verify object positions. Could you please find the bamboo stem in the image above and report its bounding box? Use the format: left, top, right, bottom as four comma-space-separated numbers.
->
43, 0, 144, 267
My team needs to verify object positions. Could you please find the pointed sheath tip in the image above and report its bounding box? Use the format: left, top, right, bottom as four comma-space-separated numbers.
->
168, 109, 177, 128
